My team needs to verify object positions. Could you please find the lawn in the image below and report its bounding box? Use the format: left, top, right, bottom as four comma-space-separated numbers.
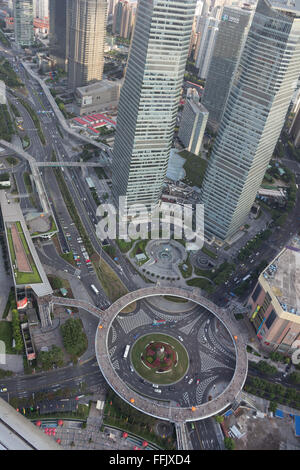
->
116, 238, 134, 253
179, 150, 207, 188
129, 239, 149, 265
186, 277, 214, 293
92, 253, 136, 313
131, 333, 189, 385
201, 245, 218, 259
0, 321, 15, 354
6, 223, 42, 285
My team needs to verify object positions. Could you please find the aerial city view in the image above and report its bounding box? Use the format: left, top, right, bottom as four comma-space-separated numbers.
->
0, 0, 299, 454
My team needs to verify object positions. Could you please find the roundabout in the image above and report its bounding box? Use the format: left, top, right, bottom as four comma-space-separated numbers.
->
131, 333, 189, 384
95, 287, 248, 423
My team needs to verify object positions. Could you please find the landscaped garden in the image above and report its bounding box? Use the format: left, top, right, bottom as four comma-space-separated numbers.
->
131, 333, 189, 385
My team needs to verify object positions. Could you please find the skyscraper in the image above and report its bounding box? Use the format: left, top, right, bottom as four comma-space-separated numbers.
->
201, 0, 300, 241
202, 6, 253, 131
113, 0, 136, 39
49, 0, 68, 70
195, 16, 219, 79
14, 0, 34, 47
112, 0, 197, 210
67, 0, 107, 90
35, 0, 49, 19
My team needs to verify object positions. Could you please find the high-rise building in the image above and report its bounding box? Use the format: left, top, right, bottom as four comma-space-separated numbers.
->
108, 0, 117, 17
35, 0, 48, 19
202, 6, 253, 131
178, 89, 208, 155
14, 0, 34, 47
67, 0, 107, 91
113, 0, 136, 39
200, 0, 300, 241
49, 0, 68, 70
112, 0, 197, 211
195, 16, 219, 79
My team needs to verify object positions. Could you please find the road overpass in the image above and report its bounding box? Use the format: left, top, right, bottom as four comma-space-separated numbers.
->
35, 161, 109, 167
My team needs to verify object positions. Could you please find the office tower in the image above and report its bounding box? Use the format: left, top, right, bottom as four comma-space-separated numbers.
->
290, 107, 300, 147
35, 0, 48, 18
112, 0, 197, 211
113, 0, 136, 39
201, 0, 300, 241
178, 89, 208, 155
67, 0, 107, 91
195, 16, 219, 78
202, 6, 253, 131
108, 0, 117, 16
14, 0, 34, 47
49, 0, 68, 70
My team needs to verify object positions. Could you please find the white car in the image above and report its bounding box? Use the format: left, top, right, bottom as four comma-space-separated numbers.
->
178, 336, 184, 342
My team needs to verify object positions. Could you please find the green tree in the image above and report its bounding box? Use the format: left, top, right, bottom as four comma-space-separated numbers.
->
224, 437, 235, 450
269, 401, 278, 414
215, 415, 224, 424
60, 318, 87, 358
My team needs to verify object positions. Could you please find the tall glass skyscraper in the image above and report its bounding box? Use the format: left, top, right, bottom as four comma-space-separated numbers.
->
67, 0, 107, 90
14, 0, 34, 47
49, 0, 68, 70
112, 0, 197, 211
202, 6, 253, 131
201, 0, 300, 241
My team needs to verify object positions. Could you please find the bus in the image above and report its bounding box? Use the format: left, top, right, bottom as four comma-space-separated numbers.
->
123, 345, 130, 359
91, 284, 99, 295
242, 274, 251, 282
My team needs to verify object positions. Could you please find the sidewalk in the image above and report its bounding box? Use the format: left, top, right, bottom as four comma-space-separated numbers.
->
247, 352, 287, 372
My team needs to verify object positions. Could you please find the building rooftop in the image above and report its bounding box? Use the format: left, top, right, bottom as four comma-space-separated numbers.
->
76, 79, 122, 96
262, 236, 300, 315
0, 398, 61, 450
271, 0, 300, 15
0, 191, 53, 297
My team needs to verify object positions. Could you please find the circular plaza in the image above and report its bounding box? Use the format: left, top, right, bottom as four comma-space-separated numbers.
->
95, 287, 248, 423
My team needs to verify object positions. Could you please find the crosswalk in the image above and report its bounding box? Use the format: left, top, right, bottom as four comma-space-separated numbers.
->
198, 348, 228, 372
182, 392, 190, 405
117, 309, 152, 334
110, 326, 117, 345
109, 345, 117, 357
196, 376, 216, 404
112, 359, 120, 370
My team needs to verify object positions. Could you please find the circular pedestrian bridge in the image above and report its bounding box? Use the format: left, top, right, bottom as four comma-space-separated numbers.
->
95, 286, 248, 423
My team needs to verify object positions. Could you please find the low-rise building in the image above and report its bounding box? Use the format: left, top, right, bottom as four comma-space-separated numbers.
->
74, 80, 121, 116
247, 237, 300, 355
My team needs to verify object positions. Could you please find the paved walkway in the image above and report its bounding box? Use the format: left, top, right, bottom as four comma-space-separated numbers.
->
0, 354, 24, 373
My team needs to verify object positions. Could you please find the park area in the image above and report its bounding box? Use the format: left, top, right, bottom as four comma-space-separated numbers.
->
131, 333, 189, 385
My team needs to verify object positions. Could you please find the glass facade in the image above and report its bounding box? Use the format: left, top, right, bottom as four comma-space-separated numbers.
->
14, 0, 34, 47
112, 0, 197, 210
49, 0, 68, 70
202, 6, 253, 131
201, 0, 300, 241
67, 0, 107, 90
